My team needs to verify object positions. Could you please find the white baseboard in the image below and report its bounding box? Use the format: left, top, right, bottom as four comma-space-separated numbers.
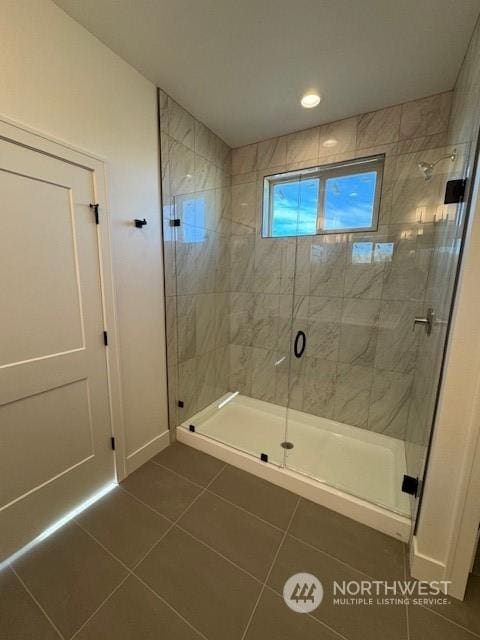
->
410, 537, 447, 584
126, 431, 170, 475
177, 428, 411, 542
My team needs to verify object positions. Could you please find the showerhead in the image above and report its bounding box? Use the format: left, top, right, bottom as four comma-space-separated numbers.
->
418, 149, 457, 181
418, 161, 434, 181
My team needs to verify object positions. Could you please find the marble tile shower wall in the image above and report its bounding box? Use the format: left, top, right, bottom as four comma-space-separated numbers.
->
405, 20, 480, 478
159, 90, 233, 429
229, 92, 454, 440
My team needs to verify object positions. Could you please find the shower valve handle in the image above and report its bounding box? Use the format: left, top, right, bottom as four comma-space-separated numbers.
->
413, 308, 435, 336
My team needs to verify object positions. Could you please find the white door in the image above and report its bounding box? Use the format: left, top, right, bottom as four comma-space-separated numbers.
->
0, 135, 115, 561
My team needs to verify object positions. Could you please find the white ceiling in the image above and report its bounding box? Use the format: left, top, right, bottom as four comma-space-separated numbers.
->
54, 0, 480, 147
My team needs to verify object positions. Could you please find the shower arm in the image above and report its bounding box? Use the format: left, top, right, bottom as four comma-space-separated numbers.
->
430, 150, 457, 168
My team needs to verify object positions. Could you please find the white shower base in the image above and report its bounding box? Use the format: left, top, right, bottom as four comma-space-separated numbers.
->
178, 393, 411, 541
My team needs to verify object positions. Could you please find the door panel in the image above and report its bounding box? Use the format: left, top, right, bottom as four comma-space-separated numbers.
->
0, 172, 83, 365
1, 380, 94, 508
0, 137, 115, 560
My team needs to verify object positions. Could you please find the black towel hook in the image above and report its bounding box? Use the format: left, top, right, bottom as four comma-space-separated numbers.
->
134, 218, 147, 228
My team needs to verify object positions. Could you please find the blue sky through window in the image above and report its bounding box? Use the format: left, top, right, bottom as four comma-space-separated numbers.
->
324, 172, 377, 230
270, 170, 378, 236
272, 179, 318, 236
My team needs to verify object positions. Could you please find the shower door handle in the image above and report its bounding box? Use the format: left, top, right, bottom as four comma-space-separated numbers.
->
294, 331, 306, 358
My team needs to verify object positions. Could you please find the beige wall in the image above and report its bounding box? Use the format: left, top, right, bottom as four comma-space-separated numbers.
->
0, 0, 169, 473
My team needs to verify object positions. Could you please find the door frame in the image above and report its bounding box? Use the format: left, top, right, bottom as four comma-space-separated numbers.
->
0, 114, 126, 482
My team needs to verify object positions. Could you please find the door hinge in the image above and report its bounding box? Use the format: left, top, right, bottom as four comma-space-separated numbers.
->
103, 331, 108, 346
401, 474, 419, 496
177, 400, 184, 408
110, 437, 116, 451
89, 203, 100, 224
169, 218, 181, 227
444, 179, 466, 204
260, 452, 268, 463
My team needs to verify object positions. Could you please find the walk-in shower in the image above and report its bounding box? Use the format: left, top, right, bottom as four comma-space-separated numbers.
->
160, 87, 475, 540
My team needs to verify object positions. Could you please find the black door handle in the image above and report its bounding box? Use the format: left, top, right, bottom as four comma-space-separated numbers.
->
294, 331, 306, 358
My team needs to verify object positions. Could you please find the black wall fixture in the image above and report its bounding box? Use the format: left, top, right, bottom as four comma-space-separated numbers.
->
444, 179, 466, 204
134, 218, 147, 228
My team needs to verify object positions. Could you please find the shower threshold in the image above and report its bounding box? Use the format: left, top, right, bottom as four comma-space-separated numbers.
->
178, 393, 411, 541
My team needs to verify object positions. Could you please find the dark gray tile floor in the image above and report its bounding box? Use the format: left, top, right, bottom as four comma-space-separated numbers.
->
2, 442, 480, 640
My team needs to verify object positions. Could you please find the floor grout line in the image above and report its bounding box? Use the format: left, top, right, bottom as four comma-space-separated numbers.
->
11, 566, 66, 640
132, 573, 210, 640
240, 496, 349, 640
287, 531, 404, 583
260, 582, 349, 638
416, 603, 480, 639
118, 461, 229, 530
118, 484, 179, 524
122, 462, 285, 587
69, 573, 131, 640
65, 465, 228, 640
205, 486, 286, 533
239, 497, 301, 640
123, 473, 403, 592
81, 472, 339, 640
173, 522, 264, 586
118, 469, 295, 589
149, 452, 303, 535
13, 448, 467, 640
149, 459, 207, 490
145, 449, 408, 581
122, 454, 415, 639
74, 520, 135, 574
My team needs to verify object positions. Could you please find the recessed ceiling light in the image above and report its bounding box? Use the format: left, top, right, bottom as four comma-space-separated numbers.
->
301, 93, 321, 109
323, 138, 338, 148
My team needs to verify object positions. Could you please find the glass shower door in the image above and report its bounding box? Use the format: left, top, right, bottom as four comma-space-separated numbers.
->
404, 140, 474, 525
173, 183, 293, 466
281, 139, 474, 526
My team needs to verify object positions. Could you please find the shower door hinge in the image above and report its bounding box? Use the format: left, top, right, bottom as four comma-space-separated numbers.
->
169, 218, 181, 227
110, 437, 116, 451
189, 424, 196, 432
401, 475, 419, 496
89, 203, 100, 224
260, 453, 268, 463
444, 179, 466, 204
177, 400, 184, 408
103, 331, 108, 346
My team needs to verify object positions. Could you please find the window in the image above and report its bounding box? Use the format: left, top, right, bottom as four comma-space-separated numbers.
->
262, 155, 384, 237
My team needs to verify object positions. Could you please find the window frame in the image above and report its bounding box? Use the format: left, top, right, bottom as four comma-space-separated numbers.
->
262, 154, 385, 238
